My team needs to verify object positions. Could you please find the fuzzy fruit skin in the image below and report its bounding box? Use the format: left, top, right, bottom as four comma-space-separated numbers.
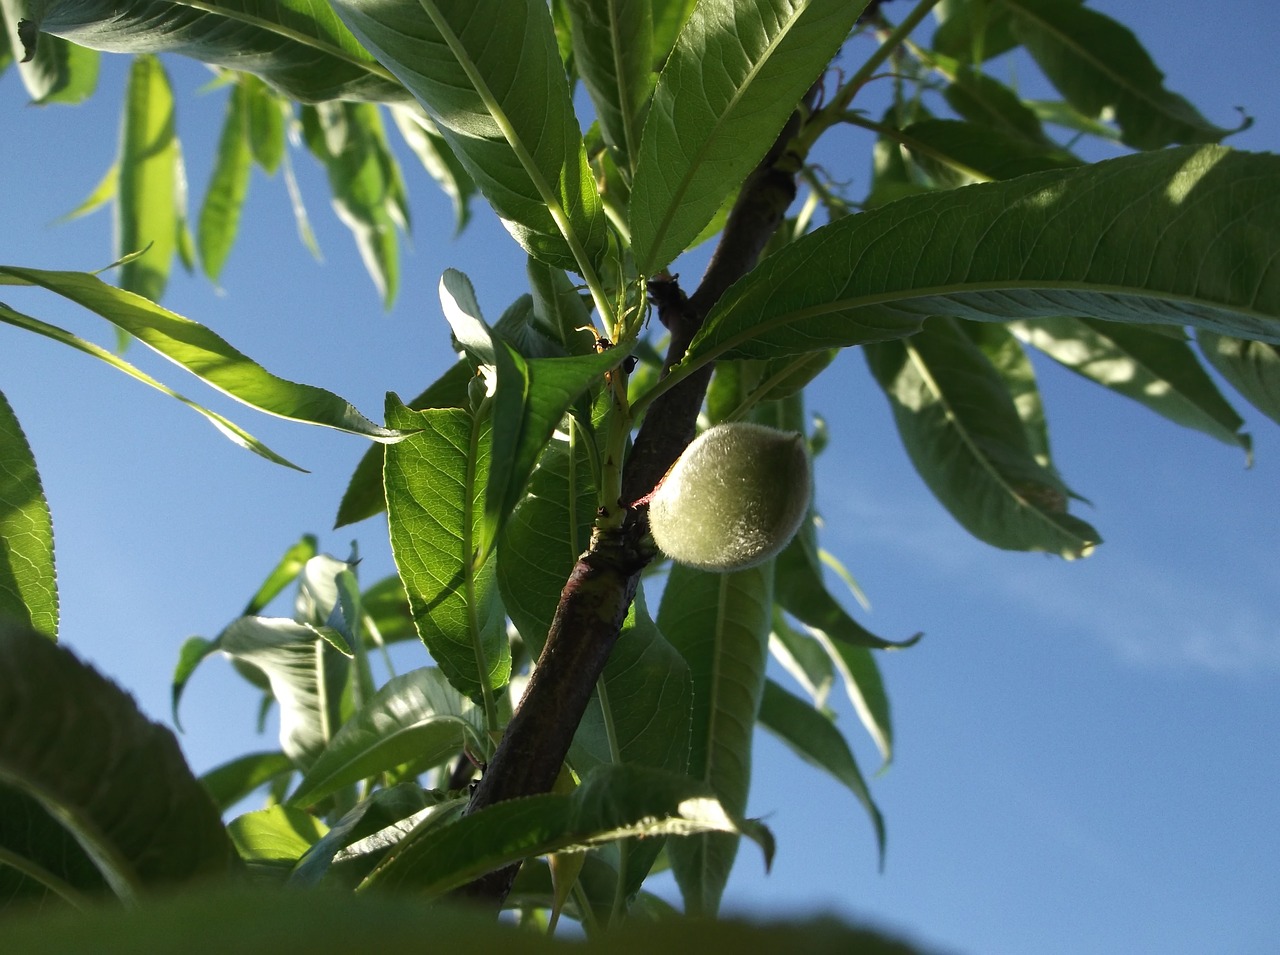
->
648, 422, 812, 572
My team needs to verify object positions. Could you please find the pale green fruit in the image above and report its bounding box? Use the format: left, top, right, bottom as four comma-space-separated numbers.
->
648, 422, 812, 572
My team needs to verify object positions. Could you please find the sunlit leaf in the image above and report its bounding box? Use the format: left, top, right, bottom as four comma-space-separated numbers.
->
630, 0, 863, 273
1, 1, 98, 104
199, 79, 253, 282
0, 390, 57, 639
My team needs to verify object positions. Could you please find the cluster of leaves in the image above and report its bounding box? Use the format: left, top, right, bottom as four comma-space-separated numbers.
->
3, 0, 1280, 947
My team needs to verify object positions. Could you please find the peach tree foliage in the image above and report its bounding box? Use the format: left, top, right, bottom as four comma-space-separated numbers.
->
2, 0, 1279, 943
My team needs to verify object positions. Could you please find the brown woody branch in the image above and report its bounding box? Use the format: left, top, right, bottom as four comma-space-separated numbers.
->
455, 95, 815, 911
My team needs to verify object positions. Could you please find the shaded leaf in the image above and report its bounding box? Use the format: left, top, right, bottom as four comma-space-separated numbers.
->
33, 0, 406, 103
657, 563, 772, 916
1198, 332, 1280, 427
941, 64, 1051, 145
0, 622, 236, 904
363, 764, 773, 897
199, 751, 294, 813
680, 145, 1280, 372
897, 118, 1078, 182
1013, 317, 1250, 456
630, 0, 862, 273
1006, 0, 1239, 149
866, 317, 1099, 557
0, 390, 57, 639
759, 679, 884, 863
390, 106, 474, 233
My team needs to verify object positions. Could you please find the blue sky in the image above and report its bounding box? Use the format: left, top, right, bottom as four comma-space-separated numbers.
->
2, 2, 1278, 953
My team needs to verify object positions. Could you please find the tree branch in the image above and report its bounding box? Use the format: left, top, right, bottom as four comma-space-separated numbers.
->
455, 91, 816, 912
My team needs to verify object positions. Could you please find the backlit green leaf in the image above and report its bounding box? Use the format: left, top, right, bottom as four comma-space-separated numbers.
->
199, 79, 253, 282
0, 391, 56, 639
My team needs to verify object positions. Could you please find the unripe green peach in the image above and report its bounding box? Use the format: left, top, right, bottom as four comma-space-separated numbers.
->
648, 422, 812, 572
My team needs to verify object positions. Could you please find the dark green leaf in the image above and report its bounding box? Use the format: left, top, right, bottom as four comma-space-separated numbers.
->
326, 0, 609, 273
931, 0, 1022, 63
34, 0, 406, 103
759, 679, 884, 863
1006, 0, 1240, 149
1198, 333, 1280, 426
679, 145, 1280, 372
0, 786, 107, 909
657, 563, 772, 916
866, 317, 1099, 556
1013, 318, 1250, 456
0, 621, 236, 903
897, 118, 1079, 181
942, 65, 1051, 145
564, 0, 653, 176
630, 0, 861, 273
0, 390, 56, 639
961, 321, 1054, 469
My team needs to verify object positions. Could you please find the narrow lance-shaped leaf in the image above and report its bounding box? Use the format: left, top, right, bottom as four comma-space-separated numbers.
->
758, 678, 885, 864
657, 563, 773, 917
630, 0, 865, 273
0, 390, 57, 640
199, 78, 253, 282
1011, 317, 1251, 457
564, 0, 653, 176
0, 265, 397, 442
1197, 332, 1280, 427
390, 106, 475, 233
1005, 0, 1241, 149
867, 317, 1099, 557
384, 397, 509, 705
677, 145, 1280, 374
117, 54, 182, 306
362, 764, 773, 897
30, 0, 406, 102
325, 0, 609, 274
961, 320, 1054, 469
0, 300, 306, 469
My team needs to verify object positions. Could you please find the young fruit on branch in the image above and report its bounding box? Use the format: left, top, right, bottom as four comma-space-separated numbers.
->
648, 422, 812, 572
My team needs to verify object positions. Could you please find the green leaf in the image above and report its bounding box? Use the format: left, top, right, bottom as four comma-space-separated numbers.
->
33, 0, 405, 103
390, 106, 475, 233
564, 0, 653, 176
680, 145, 1280, 372
867, 317, 1099, 556
1, 2, 98, 104
1198, 333, 1280, 427
1005, 0, 1240, 149
0, 621, 237, 905
360, 574, 416, 645
526, 258, 597, 356
326, 0, 609, 274
199, 79, 253, 282
384, 397, 509, 705
441, 269, 621, 560
199, 751, 294, 813
0, 265, 397, 442
362, 764, 773, 896
227, 805, 326, 869
117, 54, 182, 305
240, 73, 287, 173
55, 162, 118, 225
0, 300, 305, 469
0, 390, 57, 639
301, 101, 407, 306
242, 534, 319, 615
656, 563, 773, 916
941, 64, 1051, 145
218, 617, 350, 769
1012, 318, 1251, 456
896, 118, 1079, 182
0, 786, 107, 909
0, 885, 929, 954
288, 667, 486, 808
629, 0, 862, 273
759, 679, 884, 863
569, 588, 693, 897
335, 361, 473, 527
931, 0, 1022, 64
769, 609, 834, 709
961, 320, 1054, 468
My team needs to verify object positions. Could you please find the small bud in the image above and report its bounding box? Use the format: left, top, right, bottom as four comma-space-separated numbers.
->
648, 422, 812, 572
